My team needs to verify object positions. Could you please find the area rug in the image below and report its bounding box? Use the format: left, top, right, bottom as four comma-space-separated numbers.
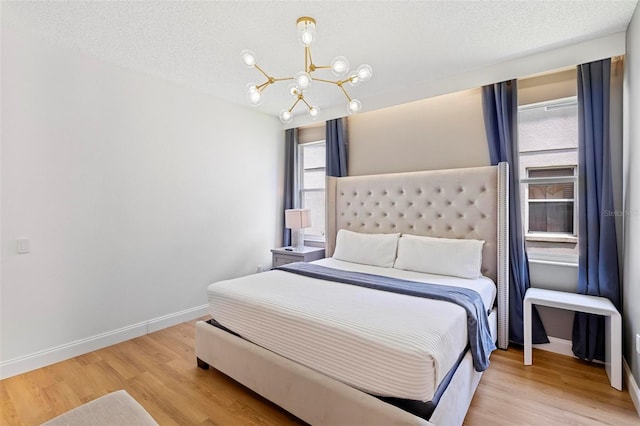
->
41, 390, 158, 425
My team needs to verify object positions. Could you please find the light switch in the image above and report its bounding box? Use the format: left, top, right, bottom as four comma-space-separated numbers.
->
17, 238, 30, 254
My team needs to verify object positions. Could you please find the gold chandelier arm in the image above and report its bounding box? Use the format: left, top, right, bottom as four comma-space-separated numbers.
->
310, 77, 353, 100
312, 77, 340, 84
305, 47, 310, 72
254, 64, 272, 80
306, 48, 320, 73
256, 81, 271, 91
338, 84, 353, 101
256, 76, 292, 93
301, 98, 313, 110
288, 97, 302, 112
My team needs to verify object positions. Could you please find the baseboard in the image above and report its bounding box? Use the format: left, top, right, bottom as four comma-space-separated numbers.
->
533, 336, 574, 357
0, 304, 209, 380
146, 304, 209, 334
533, 336, 609, 365
624, 359, 640, 417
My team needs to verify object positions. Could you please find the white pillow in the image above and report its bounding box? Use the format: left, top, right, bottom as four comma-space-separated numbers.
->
333, 229, 400, 268
393, 234, 485, 279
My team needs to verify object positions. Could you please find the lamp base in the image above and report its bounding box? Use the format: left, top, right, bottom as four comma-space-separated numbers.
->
295, 229, 305, 251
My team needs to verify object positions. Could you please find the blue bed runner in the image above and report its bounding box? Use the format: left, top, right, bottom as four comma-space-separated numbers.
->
276, 262, 495, 372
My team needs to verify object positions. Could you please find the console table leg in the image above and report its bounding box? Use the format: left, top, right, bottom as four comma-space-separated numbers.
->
524, 298, 532, 365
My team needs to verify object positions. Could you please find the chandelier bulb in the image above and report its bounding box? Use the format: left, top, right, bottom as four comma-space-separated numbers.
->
347, 99, 362, 115
348, 73, 360, 87
287, 83, 299, 97
294, 72, 312, 90
246, 84, 261, 106
356, 64, 373, 81
297, 16, 317, 46
331, 56, 350, 77
241, 49, 257, 67
308, 106, 320, 120
279, 109, 293, 123
301, 30, 315, 46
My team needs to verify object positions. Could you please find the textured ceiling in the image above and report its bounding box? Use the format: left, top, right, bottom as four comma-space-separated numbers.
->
2, 0, 638, 123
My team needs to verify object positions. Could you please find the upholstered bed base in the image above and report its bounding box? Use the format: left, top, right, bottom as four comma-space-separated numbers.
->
195, 309, 497, 425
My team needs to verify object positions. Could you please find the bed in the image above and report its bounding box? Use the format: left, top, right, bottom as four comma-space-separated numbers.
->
195, 163, 509, 425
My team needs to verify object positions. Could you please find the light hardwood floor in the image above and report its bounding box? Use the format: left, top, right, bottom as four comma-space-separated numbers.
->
1, 319, 638, 425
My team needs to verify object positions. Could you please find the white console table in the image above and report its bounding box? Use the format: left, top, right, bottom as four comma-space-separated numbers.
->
523, 287, 622, 391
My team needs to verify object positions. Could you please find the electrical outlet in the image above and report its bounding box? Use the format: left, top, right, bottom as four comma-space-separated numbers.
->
636, 333, 640, 355
17, 238, 30, 254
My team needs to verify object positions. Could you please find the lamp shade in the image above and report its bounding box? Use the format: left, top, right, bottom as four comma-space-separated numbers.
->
285, 209, 311, 229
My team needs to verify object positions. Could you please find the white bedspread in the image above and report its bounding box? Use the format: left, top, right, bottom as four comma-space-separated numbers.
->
206, 258, 496, 401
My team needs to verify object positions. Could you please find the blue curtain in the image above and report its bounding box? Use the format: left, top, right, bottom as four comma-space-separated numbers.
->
326, 118, 348, 177
481, 80, 549, 345
573, 58, 620, 362
283, 128, 297, 246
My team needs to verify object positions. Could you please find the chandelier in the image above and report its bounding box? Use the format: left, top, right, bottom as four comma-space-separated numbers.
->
241, 16, 372, 123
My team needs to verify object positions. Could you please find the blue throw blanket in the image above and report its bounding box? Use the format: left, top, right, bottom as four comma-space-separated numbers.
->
276, 262, 496, 372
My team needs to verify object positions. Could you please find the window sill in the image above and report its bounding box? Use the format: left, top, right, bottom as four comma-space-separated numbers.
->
528, 258, 578, 268
528, 251, 578, 267
526, 233, 577, 243
304, 235, 326, 243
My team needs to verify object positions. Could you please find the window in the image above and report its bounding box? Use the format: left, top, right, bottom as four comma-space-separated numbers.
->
524, 167, 577, 236
298, 140, 326, 240
518, 96, 578, 259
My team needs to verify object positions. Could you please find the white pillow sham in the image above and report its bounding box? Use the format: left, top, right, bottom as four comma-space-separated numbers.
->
393, 234, 485, 279
332, 229, 400, 268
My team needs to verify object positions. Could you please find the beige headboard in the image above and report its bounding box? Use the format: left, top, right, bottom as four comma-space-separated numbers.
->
326, 163, 509, 349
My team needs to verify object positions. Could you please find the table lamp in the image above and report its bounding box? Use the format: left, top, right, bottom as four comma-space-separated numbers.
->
285, 209, 311, 251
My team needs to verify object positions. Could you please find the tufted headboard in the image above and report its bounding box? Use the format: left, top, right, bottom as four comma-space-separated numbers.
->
326, 163, 509, 349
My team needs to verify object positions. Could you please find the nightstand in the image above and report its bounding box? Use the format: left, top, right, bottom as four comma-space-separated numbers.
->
271, 246, 325, 267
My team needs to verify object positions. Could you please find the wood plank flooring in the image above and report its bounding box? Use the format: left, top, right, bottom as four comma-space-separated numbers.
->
1, 319, 638, 425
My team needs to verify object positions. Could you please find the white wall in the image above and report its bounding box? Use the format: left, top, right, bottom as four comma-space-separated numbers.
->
623, 1, 640, 389
0, 26, 283, 378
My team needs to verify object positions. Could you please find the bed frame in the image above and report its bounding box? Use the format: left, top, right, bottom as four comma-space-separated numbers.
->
195, 163, 509, 425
